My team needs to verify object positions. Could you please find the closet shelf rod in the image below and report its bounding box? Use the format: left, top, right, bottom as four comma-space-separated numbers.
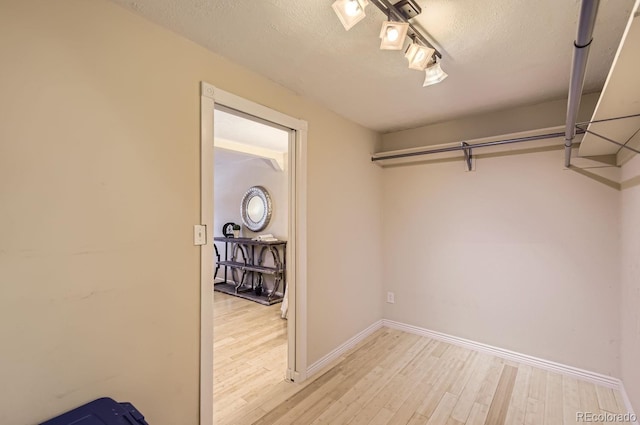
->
371, 130, 584, 162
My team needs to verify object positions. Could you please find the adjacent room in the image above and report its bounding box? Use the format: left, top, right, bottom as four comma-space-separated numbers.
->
211, 106, 291, 423
1, 1, 639, 425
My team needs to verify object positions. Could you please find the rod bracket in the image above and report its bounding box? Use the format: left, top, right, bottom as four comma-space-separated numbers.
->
462, 142, 473, 171
394, 0, 422, 19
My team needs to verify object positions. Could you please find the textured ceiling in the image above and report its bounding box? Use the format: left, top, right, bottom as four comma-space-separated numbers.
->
109, 0, 635, 133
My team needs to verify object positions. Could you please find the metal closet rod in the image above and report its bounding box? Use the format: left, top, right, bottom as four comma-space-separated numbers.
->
371, 130, 583, 162
371, 112, 640, 162
369, 0, 443, 59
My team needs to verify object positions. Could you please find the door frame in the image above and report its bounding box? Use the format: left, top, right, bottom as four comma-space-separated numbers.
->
199, 82, 308, 424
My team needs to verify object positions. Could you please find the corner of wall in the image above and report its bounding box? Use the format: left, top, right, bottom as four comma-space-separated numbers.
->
620, 153, 640, 415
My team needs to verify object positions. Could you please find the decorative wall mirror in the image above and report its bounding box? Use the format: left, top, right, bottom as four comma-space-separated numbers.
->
240, 186, 272, 232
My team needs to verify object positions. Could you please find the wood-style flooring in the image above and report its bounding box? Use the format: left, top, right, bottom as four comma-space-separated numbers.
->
214, 292, 288, 424
214, 296, 630, 425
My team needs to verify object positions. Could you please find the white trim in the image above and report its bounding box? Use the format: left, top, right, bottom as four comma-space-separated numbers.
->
291, 126, 308, 382
200, 82, 309, 423
306, 320, 383, 378
199, 86, 215, 425
201, 82, 308, 132
382, 319, 621, 389
620, 383, 640, 424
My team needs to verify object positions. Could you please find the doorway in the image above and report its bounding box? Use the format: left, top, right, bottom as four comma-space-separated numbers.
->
213, 105, 290, 423
199, 83, 308, 425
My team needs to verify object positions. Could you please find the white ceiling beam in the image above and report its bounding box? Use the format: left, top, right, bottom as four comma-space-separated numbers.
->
214, 138, 286, 171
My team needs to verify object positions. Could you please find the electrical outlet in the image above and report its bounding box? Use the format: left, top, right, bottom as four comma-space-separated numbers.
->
387, 292, 395, 304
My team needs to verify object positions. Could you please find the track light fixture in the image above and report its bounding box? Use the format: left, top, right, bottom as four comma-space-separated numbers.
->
331, 0, 369, 31
423, 59, 448, 86
405, 39, 435, 70
331, 0, 447, 86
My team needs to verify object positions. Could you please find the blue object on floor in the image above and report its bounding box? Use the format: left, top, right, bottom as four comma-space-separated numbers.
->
39, 397, 149, 425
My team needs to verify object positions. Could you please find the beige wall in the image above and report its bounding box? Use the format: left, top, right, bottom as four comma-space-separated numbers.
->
381, 147, 621, 376
306, 112, 384, 364
381, 94, 600, 151
620, 154, 640, 413
0, 1, 383, 424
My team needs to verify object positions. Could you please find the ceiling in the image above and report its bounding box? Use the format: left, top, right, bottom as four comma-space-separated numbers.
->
109, 0, 635, 133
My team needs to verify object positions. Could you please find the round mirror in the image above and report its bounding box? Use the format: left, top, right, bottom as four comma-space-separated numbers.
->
240, 186, 272, 232
247, 196, 265, 222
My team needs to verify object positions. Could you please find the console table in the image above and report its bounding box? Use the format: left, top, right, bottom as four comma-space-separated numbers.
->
213, 237, 286, 305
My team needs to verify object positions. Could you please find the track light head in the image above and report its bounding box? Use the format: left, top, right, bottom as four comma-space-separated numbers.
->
405, 41, 435, 71
423, 60, 448, 86
379, 21, 409, 50
332, 0, 369, 31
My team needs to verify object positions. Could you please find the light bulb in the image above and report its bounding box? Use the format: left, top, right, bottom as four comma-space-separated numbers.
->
345, 0, 361, 16
386, 27, 399, 42
415, 50, 426, 62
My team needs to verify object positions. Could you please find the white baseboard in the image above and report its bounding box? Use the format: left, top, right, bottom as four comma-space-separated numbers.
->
306, 320, 383, 378
619, 383, 639, 424
382, 319, 621, 390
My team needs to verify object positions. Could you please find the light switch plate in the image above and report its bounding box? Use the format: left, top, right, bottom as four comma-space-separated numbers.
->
194, 225, 207, 246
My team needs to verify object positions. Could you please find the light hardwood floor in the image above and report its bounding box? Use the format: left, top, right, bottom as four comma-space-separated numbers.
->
214, 292, 288, 424
214, 297, 630, 425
